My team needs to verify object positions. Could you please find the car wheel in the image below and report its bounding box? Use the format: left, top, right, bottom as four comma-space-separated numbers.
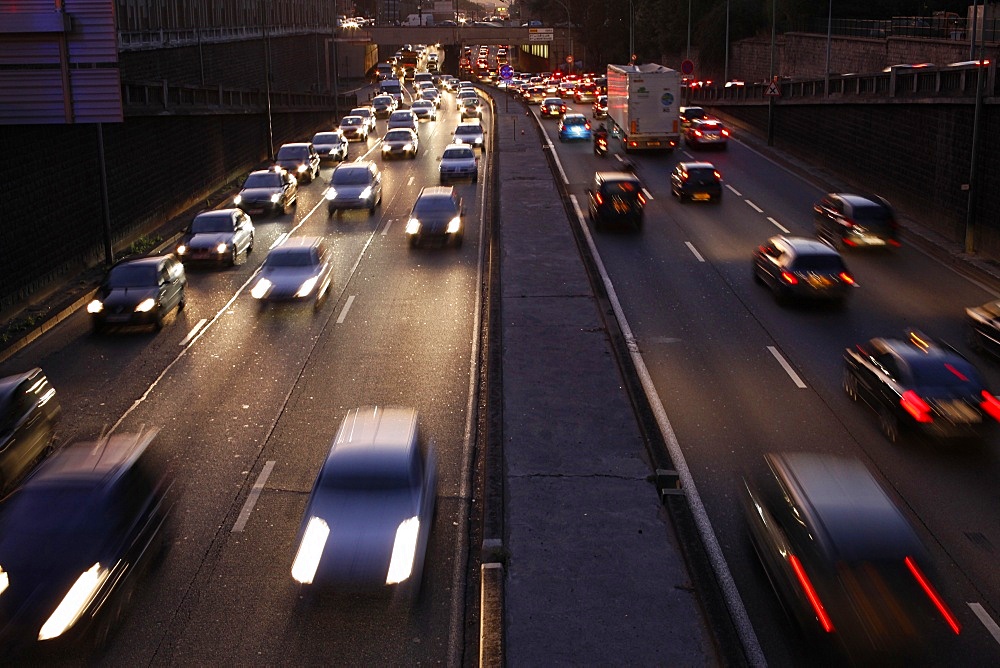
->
230, 247, 238, 267
454, 233, 463, 248
843, 369, 859, 401
153, 309, 164, 332
409, 236, 419, 249
752, 267, 764, 285
472, 173, 478, 184
247, 234, 254, 254
369, 202, 376, 216
879, 407, 900, 443
178, 288, 187, 311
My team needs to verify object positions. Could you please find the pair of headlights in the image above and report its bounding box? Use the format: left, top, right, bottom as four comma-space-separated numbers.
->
405, 217, 462, 235
250, 276, 318, 300
325, 186, 373, 201
177, 242, 229, 255
234, 194, 282, 205
290, 516, 420, 586
88, 297, 157, 314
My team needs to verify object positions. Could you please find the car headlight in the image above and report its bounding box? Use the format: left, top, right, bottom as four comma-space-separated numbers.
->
382, 143, 392, 152
403, 143, 414, 151
325, 188, 337, 200
296, 276, 319, 298
135, 298, 156, 313
291, 517, 330, 585
447, 216, 462, 233
216, 242, 229, 254
177, 244, 187, 255
405, 218, 421, 235
87, 299, 104, 314
234, 194, 243, 205
38, 563, 109, 641
297, 164, 308, 173
0, 565, 7, 596
360, 186, 373, 199
270, 193, 281, 203
250, 278, 272, 300
386, 516, 420, 584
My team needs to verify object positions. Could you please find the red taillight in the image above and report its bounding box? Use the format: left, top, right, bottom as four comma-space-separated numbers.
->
713, 170, 722, 180
900, 390, 933, 423
585, 122, 591, 130
694, 130, 703, 137
594, 192, 604, 205
842, 218, 856, 229
789, 555, 835, 633
838, 272, 855, 285
722, 128, 730, 136
780, 271, 799, 285
980, 391, 1000, 422
680, 171, 689, 181
905, 556, 961, 635
888, 239, 902, 247
638, 192, 647, 205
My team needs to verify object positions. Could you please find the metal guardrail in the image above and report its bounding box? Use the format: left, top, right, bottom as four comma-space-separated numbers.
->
122, 81, 342, 114
118, 25, 326, 51
690, 62, 998, 104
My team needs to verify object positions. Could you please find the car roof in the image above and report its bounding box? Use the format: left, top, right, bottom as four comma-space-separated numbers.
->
279, 142, 310, 149
766, 452, 923, 561
0, 367, 41, 399
563, 113, 587, 120
771, 235, 840, 255
835, 193, 890, 208
194, 209, 236, 221
31, 429, 157, 485
417, 186, 456, 199
113, 255, 168, 269
873, 331, 968, 364
325, 407, 419, 475
678, 161, 717, 170
273, 235, 323, 250
595, 171, 641, 185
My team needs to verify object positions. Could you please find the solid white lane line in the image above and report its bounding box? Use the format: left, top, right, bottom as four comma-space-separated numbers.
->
179, 319, 207, 346
685, 242, 706, 262
969, 603, 1000, 645
408, 175, 415, 186
767, 216, 790, 233
232, 460, 275, 533
569, 193, 766, 667
337, 295, 355, 324
381, 218, 394, 235
726, 184, 743, 196
745, 199, 763, 213
768, 346, 807, 388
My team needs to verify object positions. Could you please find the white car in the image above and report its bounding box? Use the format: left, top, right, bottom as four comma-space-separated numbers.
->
439, 144, 479, 184
410, 99, 437, 121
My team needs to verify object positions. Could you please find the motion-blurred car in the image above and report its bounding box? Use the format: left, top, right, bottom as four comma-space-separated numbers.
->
250, 237, 333, 309
410, 99, 437, 121
405, 186, 465, 248
670, 161, 723, 203
522, 86, 546, 104
387, 109, 419, 132
274, 142, 320, 184
540, 97, 566, 118
311, 131, 349, 163
339, 115, 369, 142
684, 118, 730, 149
966, 299, 1000, 359
88, 255, 186, 333
460, 97, 483, 119
752, 236, 856, 305
439, 144, 479, 184
741, 452, 961, 662
843, 329, 1000, 442
453, 120, 486, 152
325, 161, 383, 216
371, 94, 397, 119
592, 94, 608, 119
290, 407, 436, 599
678, 105, 706, 130
234, 168, 298, 217
348, 106, 377, 135
381, 128, 420, 159
814, 193, 900, 250
572, 82, 598, 103
557, 113, 592, 142
586, 171, 647, 232
420, 87, 441, 108
0, 429, 172, 656
0, 368, 60, 494
176, 209, 254, 267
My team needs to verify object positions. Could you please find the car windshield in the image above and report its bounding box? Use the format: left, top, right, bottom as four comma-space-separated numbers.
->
443, 148, 474, 160
0, 484, 105, 554
108, 264, 157, 287
265, 248, 317, 268
413, 101, 432, 108
341, 117, 362, 127
351, 109, 370, 117
389, 113, 411, 121
385, 130, 413, 142
455, 125, 481, 136
191, 214, 233, 234
332, 168, 373, 185
413, 196, 458, 216
790, 255, 846, 272
312, 133, 343, 144
373, 96, 392, 105
243, 172, 282, 189
276, 146, 308, 160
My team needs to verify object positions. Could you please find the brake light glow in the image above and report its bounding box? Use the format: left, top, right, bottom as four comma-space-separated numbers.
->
713, 170, 722, 180
638, 192, 647, 205
900, 390, 933, 423
780, 271, 799, 285
838, 272, 855, 285
944, 363, 968, 382
722, 128, 730, 137
694, 130, 703, 137
905, 556, 961, 634
789, 555, 835, 633
980, 391, 1000, 422
594, 192, 604, 205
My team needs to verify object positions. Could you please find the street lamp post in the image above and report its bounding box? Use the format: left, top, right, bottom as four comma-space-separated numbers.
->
724, 0, 730, 82
551, 0, 572, 70
628, 0, 634, 61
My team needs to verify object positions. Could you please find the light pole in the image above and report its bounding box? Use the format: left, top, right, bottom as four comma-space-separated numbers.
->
724, 0, 730, 82
686, 0, 692, 59
629, 0, 634, 61
767, 0, 776, 146
824, 0, 832, 95
551, 0, 572, 71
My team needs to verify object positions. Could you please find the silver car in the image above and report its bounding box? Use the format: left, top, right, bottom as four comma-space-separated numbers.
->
291, 407, 437, 599
410, 99, 437, 121
381, 128, 420, 160
439, 144, 479, 184
387, 110, 418, 132
452, 120, 486, 152
250, 236, 333, 309
325, 161, 383, 215
176, 209, 254, 267
311, 131, 349, 162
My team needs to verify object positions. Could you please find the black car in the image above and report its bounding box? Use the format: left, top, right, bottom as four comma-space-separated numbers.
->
87, 255, 187, 333
234, 168, 298, 217
670, 162, 723, 203
274, 142, 321, 184
752, 235, 857, 305
586, 171, 647, 231
0, 368, 60, 494
814, 193, 900, 250
843, 330, 1000, 442
741, 452, 961, 663
405, 186, 465, 248
966, 299, 1000, 359
176, 209, 254, 267
540, 97, 566, 118
0, 429, 171, 657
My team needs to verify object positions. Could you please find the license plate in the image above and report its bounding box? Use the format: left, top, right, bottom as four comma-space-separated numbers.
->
648, 141, 661, 147
807, 275, 832, 288
692, 193, 710, 201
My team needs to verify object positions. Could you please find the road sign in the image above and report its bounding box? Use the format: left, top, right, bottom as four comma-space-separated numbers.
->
528, 31, 553, 42
566, 55, 574, 64
681, 59, 694, 75
499, 65, 513, 80
529, 27, 555, 33
764, 81, 781, 96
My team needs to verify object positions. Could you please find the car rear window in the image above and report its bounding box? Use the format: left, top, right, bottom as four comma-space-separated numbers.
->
852, 204, 893, 224
601, 180, 642, 199
686, 168, 719, 182
910, 357, 982, 389
789, 254, 846, 272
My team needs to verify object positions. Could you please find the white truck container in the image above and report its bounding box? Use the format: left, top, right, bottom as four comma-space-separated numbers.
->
404, 14, 434, 26
606, 63, 681, 152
